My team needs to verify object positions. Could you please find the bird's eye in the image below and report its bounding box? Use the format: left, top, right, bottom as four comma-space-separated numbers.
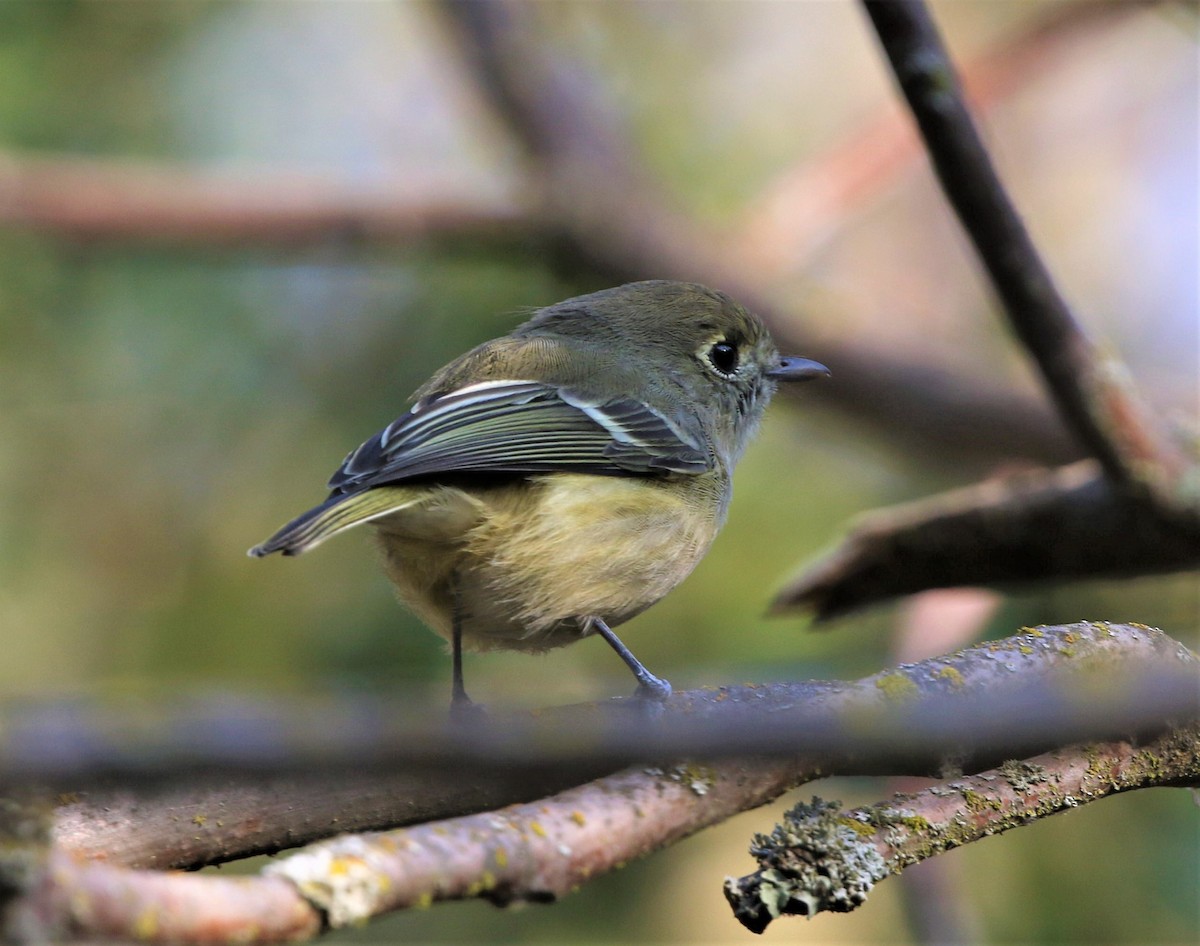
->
707, 339, 739, 375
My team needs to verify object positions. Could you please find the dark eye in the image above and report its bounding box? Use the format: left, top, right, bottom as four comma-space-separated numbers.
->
707, 339, 739, 375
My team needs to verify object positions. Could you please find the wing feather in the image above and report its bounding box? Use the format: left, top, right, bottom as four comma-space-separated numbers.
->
328, 379, 708, 493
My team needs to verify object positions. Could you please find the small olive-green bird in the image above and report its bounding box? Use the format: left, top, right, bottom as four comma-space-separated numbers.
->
250, 281, 827, 710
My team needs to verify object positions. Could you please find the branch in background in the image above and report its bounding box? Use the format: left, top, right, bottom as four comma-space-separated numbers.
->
725, 724, 1200, 932
0, 153, 533, 247
775, 460, 1200, 620
863, 0, 1192, 508
268, 758, 811, 929
737, 0, 1150, 274
26, 624, 1200, 872
435, 0, 1081, 467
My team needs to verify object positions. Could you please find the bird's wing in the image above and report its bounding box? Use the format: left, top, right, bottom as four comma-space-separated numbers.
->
327, 379, 709, 493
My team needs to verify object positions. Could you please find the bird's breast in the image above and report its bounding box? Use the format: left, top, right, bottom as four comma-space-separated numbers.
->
376, 472, 727, 652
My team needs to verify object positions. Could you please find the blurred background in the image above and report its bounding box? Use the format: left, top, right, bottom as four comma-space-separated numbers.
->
0, 1, 1196, 943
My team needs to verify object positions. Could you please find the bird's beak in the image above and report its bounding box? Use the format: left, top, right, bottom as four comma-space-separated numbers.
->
766, 356, 830, 382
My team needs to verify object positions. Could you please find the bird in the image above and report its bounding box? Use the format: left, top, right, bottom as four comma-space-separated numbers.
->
250, 280, 828, 711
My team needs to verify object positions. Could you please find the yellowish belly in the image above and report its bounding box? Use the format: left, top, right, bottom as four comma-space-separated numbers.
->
375, 473, 725, 652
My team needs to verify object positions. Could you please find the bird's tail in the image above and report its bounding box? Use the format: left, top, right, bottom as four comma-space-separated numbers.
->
248, 487, 420, 558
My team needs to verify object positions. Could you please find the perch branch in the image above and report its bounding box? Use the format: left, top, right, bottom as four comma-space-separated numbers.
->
725, 723, 1200, 932
6, 625, 1195, 943
775, 460, 1200, 619
863, 0, 1191, 506
24, 624, 1198, 871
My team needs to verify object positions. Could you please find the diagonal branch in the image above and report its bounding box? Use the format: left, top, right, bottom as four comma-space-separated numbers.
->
862, 0, 1191, 507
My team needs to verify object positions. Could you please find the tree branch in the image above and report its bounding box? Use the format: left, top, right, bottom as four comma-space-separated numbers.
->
433, 0, 1080, 467
0, 152, 532, 247
3, 624, 1194, 943
737, 0, 1151, 274
724, 723, 1200, 932
775, 460, 1200, 619
862, 0, 1191, 507
22, 624, 1198, 873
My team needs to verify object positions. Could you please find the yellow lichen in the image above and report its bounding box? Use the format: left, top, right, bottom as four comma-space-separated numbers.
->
133, 908, 158, 940
875, 672, 919, 702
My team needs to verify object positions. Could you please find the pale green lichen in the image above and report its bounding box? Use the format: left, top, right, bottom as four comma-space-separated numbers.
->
1000, 760, 1049, 793
724, 797, 889, 932
875, 673, 919, 703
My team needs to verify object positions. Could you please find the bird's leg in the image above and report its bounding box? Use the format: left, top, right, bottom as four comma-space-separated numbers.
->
449, 573, 483, 721
587, 616, 672, 703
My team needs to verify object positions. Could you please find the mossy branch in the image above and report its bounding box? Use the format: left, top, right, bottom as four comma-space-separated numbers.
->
0, 624, 1192, 943
725, 724, 1200, 932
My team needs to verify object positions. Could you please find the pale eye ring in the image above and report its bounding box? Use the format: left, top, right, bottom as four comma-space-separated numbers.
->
707, 339, 739, 375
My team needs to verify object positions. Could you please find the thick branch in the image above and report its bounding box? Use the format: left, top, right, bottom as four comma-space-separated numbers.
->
863, 0, 1190, 505
6, 625, 1195, 944
725, 724, 1200, 932
25, 624, 1199, 871
7, 849, 320, 944
775, 460, 1200, 620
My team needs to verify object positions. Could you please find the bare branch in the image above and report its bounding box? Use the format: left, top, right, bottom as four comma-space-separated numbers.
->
862, 0, 1191, 505
724, 724, 1200, 932
26, 624, 1198, 873
0, 152, 532, 247
5, 624, 1194, 943
267, 758, 810, 928
7, 848, 320, 944
737, 0, 1151, 274
775, 460, 1200, 619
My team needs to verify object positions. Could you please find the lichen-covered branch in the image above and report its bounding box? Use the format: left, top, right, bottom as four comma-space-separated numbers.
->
724, 724, 1200, 933
862, 0, 1191, 508
775, 460, 1200, 619
26, 623, 1199, 873
3, 624, 1195, 943
266, 758, 811, 928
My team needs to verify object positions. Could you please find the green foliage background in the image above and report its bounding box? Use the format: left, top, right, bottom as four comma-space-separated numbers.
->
0, 2, 1195, 943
